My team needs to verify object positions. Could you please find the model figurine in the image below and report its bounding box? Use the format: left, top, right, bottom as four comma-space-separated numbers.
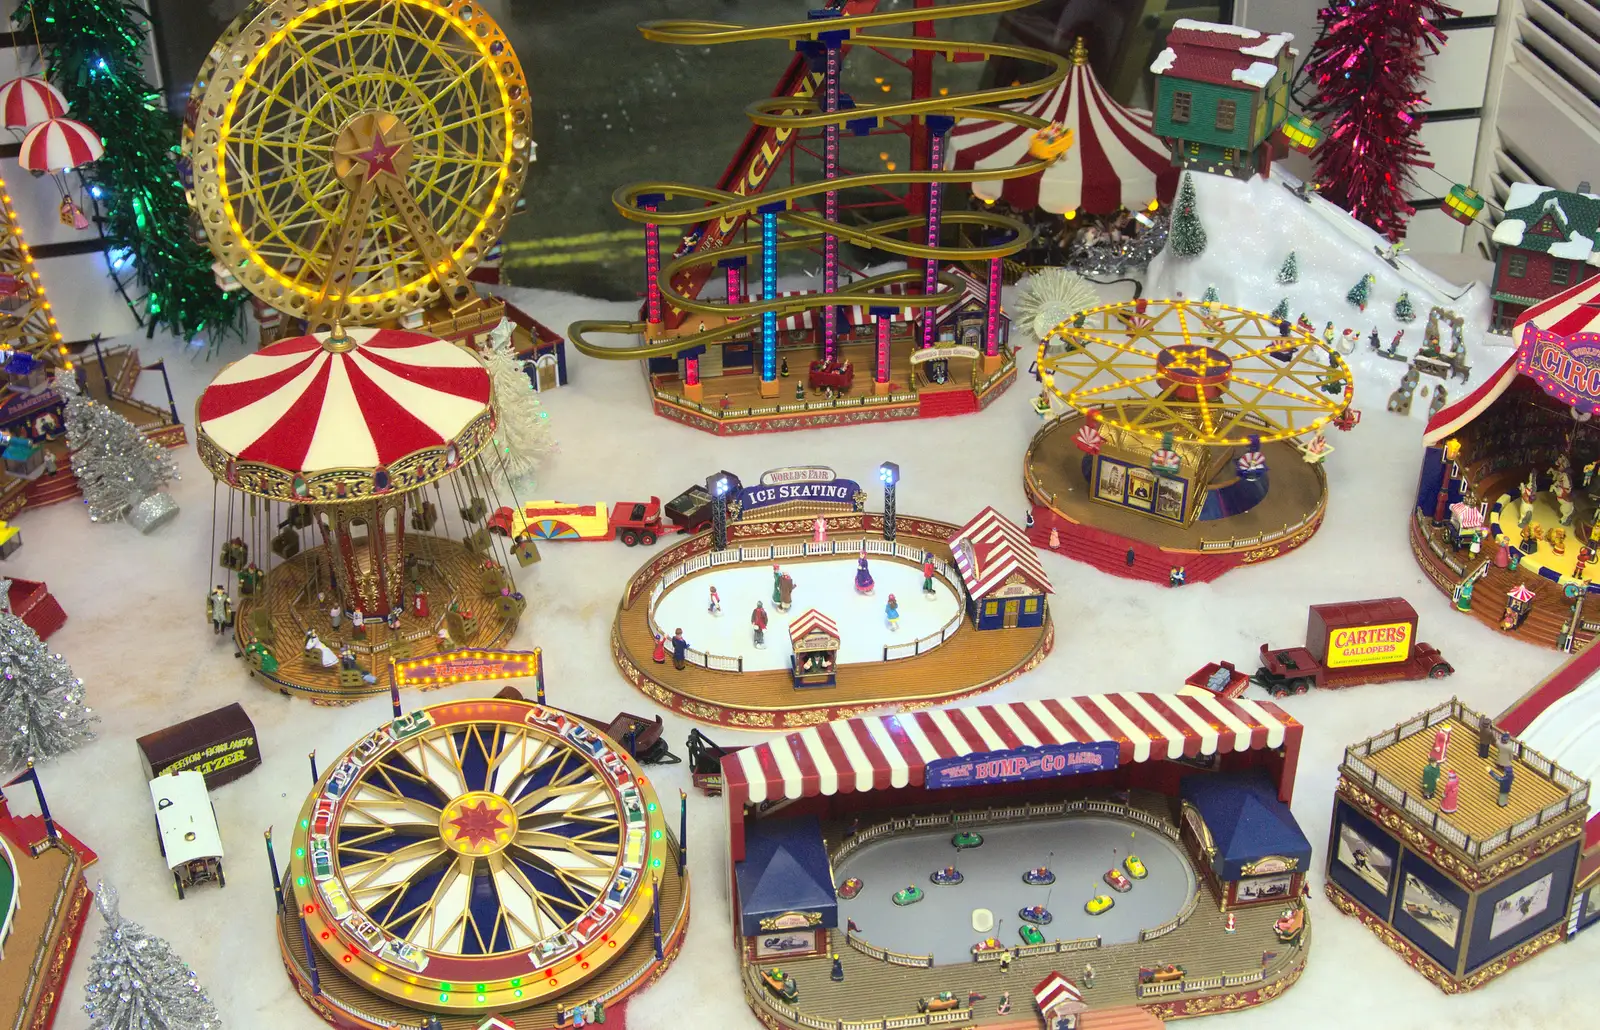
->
338, 647, 377, 685
351, 608, 366, 638
885, 595, 900, 631
830, 954, 843, 982
1430, 723, 1452, 763
922, 553, 936, 596
997, 992, 1011, 1015
772, 565, 784, 606
930, 865, 963, 885
1496, 730, 1516, 771
1491, 763, 1515, 806
303, 628, 337, 668
1440, 770, 1460, 813
1083, 963, 1095, 988
707, 585, 722, 615
670, 628, 690, 670
751, 601, 768, 649
652, 632, 667, 665
814, 517, 827, 544
854, 555, 875, 595
776, 570, 795, 611
207, 586, 232, 635
1224, 912, 1236, 933
1022, 866, 1055, 886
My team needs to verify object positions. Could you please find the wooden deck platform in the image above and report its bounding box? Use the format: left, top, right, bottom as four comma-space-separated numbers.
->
0, 820, 95, 1030
611, 536, 1053, 730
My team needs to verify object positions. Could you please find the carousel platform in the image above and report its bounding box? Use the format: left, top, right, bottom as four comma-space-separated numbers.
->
1025, 414, 1329, 585
648, 340, 1016, 435
232, 536, 519, 702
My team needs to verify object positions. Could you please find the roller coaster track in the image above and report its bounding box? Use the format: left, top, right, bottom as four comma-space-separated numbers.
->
569, 0, 1069, 361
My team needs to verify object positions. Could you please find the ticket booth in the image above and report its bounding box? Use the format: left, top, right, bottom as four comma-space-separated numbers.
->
789, 608, 839, 689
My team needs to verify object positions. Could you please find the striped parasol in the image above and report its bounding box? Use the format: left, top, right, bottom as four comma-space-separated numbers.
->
197, 326, 493, 499
0, 77, 68, 129
946, 38, 1178, 215
17, 116, 102, 173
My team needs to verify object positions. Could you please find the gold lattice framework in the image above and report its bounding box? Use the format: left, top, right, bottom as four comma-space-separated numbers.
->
185, 0, 533, 330
0, 168, 67, 362
1038, 299, 1355, 446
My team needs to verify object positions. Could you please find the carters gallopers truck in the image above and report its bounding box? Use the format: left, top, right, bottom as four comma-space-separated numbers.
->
1251, 598, 1453, 697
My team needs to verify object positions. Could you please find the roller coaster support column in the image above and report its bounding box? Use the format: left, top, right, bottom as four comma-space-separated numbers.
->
983, 256, 1005, 374
721, 255, 746, 307
921, 115, 955, 383
641, 193, 665, 333
872, 306, 896, 395
805, 11, 850, 362
758, 201, 785, 398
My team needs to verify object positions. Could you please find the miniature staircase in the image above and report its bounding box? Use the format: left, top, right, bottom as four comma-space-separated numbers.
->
917, 387, 978, 419
23, 469, 80, 508
1030, 516, 1238, 584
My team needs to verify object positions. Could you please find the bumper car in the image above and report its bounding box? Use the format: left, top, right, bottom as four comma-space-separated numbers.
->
893, 884, 925, 906
1085, 893, 1114, 916
1018, 923, 1046, 945
1019, 904, 1053, 925
1124, 855, 1147, 879
930, 866, 964, 886
951, 831, 984, 850
1104, 867, 1133, 893
970, 937, 1003, 955
1021, 866, 1056, 886
836, 876, 863, 900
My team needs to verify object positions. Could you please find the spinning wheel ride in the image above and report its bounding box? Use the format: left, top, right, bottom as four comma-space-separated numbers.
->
282, 698, 687, 1020
184, 0, 532, 336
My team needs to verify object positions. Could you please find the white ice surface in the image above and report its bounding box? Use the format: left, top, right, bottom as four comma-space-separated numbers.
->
651, 559, 960, 671
9, 166, 1595, 1030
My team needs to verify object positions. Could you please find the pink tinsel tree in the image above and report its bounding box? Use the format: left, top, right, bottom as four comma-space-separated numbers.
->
1300, 0, 1460, 241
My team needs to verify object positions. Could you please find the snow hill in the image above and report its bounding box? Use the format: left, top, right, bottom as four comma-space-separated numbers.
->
1145, 170, 1514, 424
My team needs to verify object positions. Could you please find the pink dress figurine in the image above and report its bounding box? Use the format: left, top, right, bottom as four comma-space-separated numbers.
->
1430, 724, 1451, 763
652, 633, 667, 665
854, 556, 875, 595
1440, 770, 1460, 813
814, 517, 827, 544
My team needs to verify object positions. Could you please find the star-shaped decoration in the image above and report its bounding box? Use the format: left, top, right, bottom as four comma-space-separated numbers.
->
357, 129, 402, 182
449, 799, 509, 850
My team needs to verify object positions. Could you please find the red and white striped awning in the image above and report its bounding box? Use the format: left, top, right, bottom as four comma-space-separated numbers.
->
198, 326, 491, 474
789, 608, 840, 646
775, 283, 916, 332
946, 43, 1178, 215
0, 77, 68, 130
722, 692, 1299, 808
17, 116, 102, 173
1034, 972, 1083, 1014
948, 506, 1053, 598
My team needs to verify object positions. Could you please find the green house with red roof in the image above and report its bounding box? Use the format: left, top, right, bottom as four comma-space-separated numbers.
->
1149, 19, 1296, 179
1489, 182, 1600, 331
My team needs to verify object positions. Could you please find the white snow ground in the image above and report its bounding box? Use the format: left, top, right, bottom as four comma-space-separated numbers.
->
8, 167, 1592, 1030
652, 560, 961, 671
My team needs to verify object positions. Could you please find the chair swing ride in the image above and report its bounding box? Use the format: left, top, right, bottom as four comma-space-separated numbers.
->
184, 0, 536, 699
1035, 298, 1357, 532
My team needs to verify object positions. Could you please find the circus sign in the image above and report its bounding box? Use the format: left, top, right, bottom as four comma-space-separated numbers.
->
925, 741, 1120, 789
1518, 324, 1600, 412
391, 649, 542, 688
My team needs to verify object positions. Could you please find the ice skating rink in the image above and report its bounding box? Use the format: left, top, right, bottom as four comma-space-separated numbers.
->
651, 558, 962, 671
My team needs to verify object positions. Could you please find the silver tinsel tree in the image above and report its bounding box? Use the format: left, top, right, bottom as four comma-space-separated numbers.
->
0, 578, 96, 772
84, 883, 223, 1030
54, 371, 180, 525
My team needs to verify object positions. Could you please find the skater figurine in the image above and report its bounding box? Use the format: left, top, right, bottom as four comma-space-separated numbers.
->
997, 992, 1011, 1016
885, 595, 900, 631
751, 602, 768, 649
814, 517, 827, 544
207, 586, 232, 635
1082, 962, 1095, 988
1386, 329, 1405, 356
670, 628, 690, 670
329, 598, 343, 630
854, 555, 875, 595
777, 569, 795, 611
1440, 770, 1460, 813
1491, 763, 1515, 807
830, 954, 844, 982
922, 553, 937, 596
1421, 758, 1441, 799
652, 632, 667, 665
351, 608, 366, 638
707, 585, 722, 615
1368, 327, 1381, 352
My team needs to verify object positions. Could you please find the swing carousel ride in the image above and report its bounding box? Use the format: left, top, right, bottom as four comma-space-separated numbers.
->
1025, 298, 1358, 584
183, 0, 532, 347
186, 0, 537, 699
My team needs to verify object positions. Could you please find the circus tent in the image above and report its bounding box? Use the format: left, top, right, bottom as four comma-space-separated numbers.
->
945, 39, 1178, 216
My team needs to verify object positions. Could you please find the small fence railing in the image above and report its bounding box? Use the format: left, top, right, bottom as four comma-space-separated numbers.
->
1133, 964, 1269, 999
845, 931, 933, 968
1344, 697, 1590, 861
654, 381, 920, 421
9, 857, 77, 1030
745, 975, 971, 1030
645, 537, 964, 672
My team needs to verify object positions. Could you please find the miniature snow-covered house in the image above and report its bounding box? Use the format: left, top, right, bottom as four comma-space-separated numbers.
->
1033, 972, 1087, 1030
948, 507, 1052, 630
1490, 182, 1600, 331
1149, 20, 1296, 179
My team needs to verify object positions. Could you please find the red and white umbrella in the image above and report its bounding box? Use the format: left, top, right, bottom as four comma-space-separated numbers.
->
0, 76, 68, 129
18, 116, 103, 173
946, 41, 1177, 215
198, 326, 492, 476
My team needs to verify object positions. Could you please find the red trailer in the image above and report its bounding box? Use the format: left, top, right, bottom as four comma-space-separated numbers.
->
1251, 598, 1453, 698
487, 497, 665, 545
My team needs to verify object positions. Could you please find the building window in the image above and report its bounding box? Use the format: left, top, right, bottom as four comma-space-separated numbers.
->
1508, 252, 1528, 278
1552, 260, 1571, 286
984, 600, 999, 617
1222, 148, 1236, 163
1188, 142, 1201, 156
1024, 598, 1039, 613
1216, 99, 1237, 132
1172, 91, 1192, 124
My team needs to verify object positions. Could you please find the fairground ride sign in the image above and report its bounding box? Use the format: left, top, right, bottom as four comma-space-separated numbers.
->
740, 469, 863, 512
391, 648, 543, 688
925, 741, 1121, 790
1518, 324, 1600, 412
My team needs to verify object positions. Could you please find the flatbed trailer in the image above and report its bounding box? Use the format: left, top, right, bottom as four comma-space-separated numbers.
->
1251, 597, 1453, 697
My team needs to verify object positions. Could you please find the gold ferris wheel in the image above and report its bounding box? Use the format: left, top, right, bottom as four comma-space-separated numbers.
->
185, 0, 533, 329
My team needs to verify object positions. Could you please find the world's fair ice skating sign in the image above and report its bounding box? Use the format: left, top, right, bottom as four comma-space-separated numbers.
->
739, 465, 866, 513
925, 741, 1121, 789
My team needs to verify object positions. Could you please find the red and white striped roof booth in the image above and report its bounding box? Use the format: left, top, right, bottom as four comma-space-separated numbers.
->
788, 608, 840, 650
948, 506, 1053, 599
1034, 971, 1086, 1025
721, 693, 1302, 859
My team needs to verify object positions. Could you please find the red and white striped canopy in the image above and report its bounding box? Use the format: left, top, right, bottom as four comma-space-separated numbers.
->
789, 608, 840, 645
946, 44, 1178, 216
0, 77, 67, 130
18, 116, 102, 173
722, 693, 1299, 807
774, 282, 916, 332
1034, 972, 1083, 1013
198, 326, 491, 474
948, 506, 1052, 598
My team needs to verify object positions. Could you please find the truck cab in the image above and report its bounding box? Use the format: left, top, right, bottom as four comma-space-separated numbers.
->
665, 485, 713, 535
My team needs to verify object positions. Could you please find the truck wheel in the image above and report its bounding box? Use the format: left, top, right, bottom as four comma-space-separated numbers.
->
1293, 679, 1311, 695
1267, 681, 1290, 698
218, 867, 226, 888
640, 531, 657, 546
620, 531, 638, 547
174, 874, 185, 900
1429, 663, 1453, 679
